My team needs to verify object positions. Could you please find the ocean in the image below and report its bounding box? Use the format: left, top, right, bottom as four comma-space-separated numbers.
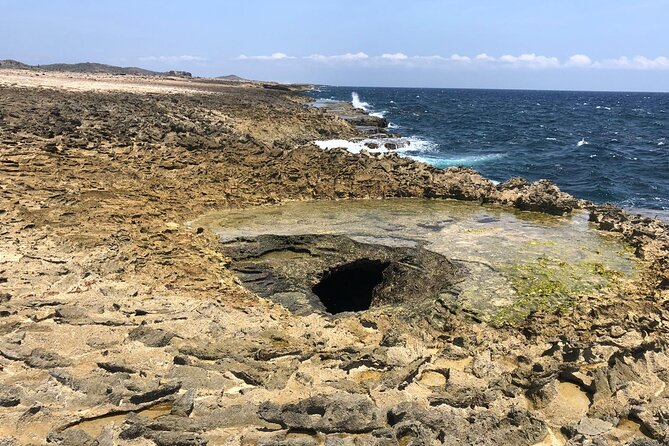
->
309, 86, 669, 214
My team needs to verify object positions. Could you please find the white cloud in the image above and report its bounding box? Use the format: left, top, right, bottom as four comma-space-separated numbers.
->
139, 55, 207, 63
475, 53, 496, 62
305, 52, 370, 62
498, 53, 560, 68
598, 55, 669, 70
566, 54, 592, 67
450, 54, 471, 62
232, 51, 669, 70
381, 52, 409, 61
236, 52, 294, 61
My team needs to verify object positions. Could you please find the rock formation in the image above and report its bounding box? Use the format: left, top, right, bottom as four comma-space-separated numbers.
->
0, 70, 667, 445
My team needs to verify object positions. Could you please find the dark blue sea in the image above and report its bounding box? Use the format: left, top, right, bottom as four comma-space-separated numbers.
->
310, 86, 669, 214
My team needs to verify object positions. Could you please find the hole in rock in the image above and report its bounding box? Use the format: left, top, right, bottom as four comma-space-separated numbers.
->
312, 259, 390, 314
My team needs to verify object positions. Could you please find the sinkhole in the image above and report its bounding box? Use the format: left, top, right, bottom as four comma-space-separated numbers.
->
312, 259, 390, 314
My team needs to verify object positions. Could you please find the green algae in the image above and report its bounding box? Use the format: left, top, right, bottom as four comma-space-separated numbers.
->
491, 256, 626, 326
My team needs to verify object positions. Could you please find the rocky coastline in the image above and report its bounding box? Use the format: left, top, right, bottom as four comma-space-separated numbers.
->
0, 70, 668, 446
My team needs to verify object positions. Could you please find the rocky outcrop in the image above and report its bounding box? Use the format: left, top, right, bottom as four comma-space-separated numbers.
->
590, 204, 669, 290
497, 177, 585, 215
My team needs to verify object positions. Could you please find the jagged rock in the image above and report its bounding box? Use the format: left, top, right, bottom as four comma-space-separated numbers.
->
0, 387, 20, 407
387, 403, 547, 446
258, 394, 381, 433
129, 382, 181, 404
46, 429, 98, 446
97, 362, 136, 374
128, 325, 175, 347
0, 69, 667, 445
576, 417, 613, 436
25, 348, 71, 368
498, 178, 580, 215
171, 389, 196, 417
150, 431, 206, 446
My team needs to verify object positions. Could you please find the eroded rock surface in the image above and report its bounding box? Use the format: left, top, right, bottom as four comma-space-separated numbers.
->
0, 71, 668, 445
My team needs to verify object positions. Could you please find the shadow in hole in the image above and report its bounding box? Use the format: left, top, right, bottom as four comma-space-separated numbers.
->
312, 259, 390, 314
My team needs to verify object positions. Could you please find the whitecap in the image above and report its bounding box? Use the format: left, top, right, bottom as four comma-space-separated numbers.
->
577, 138, 589, 147
388, 122, 401, 129
546, 137, 558, 141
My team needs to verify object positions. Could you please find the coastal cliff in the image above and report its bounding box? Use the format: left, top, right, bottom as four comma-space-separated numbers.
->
0, 70, 668, 446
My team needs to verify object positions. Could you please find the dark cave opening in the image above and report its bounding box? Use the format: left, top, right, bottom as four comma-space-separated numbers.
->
312, 259, 390, 314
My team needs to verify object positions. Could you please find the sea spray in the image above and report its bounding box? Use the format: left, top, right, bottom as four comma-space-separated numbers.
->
351, 92, 370, 111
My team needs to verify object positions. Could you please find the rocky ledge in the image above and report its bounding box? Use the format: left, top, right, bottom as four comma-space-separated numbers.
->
0, 71, 668, 445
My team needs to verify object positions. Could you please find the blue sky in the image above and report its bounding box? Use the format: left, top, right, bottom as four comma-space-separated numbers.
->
2, 0, 669, 91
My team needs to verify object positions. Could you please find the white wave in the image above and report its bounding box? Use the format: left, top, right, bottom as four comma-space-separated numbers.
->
314, 137, 505, 169
369, 111, 387, 118
658, 141, 666, 146
351, 92, 370, 111
596, 106, 612, 110
388, 122, 401, 129
577, 138, 589, 147
314, 136, 436, 155
546, 137, 558, 141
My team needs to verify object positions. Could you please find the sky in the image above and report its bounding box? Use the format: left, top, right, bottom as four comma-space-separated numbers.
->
2, 0, 669, 91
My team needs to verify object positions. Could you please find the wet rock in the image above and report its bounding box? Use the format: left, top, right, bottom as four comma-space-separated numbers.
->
258, 393, 381, 433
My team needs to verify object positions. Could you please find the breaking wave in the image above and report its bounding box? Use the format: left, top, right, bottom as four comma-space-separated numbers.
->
314, 137, 504, 169
314, 136, 436, 155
